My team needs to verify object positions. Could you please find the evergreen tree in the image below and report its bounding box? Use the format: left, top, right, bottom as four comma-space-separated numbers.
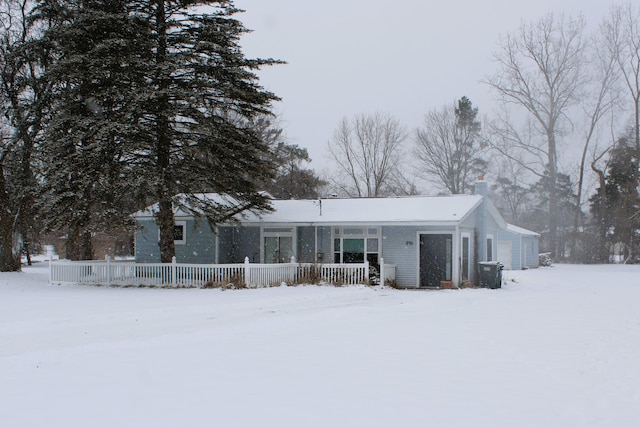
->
132, 0, 282, 262
35, 1, 283, 262
521, 172, 582, 259
589, 138, 640, 262
34, 0, 152, 259
268, 143, 326, 199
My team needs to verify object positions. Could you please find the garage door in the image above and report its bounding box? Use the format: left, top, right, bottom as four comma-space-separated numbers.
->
497, 241, 513, 270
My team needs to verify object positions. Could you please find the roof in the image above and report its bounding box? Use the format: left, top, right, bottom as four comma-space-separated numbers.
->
135, 194, 485, 225
245, 195, 483, 224
506, 223, 541, 237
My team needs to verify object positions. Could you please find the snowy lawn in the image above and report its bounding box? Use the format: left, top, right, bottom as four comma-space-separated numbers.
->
1, 263, 639, 428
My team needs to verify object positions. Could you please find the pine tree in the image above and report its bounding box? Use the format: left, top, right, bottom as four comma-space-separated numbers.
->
35, 0, 152, 259
132, 0, 283, 262
590, 138, 640, 262
35, 1, 283, 261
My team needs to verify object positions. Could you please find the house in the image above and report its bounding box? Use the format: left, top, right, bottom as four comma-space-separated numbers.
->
133, 179, 539, 288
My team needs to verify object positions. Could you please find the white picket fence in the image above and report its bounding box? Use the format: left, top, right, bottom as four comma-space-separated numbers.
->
48, 256, 395, 288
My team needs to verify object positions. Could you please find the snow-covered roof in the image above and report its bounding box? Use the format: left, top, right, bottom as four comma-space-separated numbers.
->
135, 194, 484, 225
507, 223, 540, 237
245, 195, 483, 224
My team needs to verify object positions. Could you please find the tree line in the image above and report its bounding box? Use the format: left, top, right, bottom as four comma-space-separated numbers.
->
325, 4, 640, 264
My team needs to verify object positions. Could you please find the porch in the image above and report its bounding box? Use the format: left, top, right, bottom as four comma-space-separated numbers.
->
49, 256, 397, 288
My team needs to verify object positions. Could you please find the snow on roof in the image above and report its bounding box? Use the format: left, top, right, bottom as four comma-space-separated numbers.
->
135, 193, 488, 224
136, 194, 484, 224
507, 223, 540, 237
224, 194, 484, 224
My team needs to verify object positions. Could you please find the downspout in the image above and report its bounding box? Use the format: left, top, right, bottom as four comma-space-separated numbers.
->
314, 224, 318, 264
455, 225, 460, 287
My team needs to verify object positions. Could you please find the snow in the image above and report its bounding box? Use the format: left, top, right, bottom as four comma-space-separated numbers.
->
136, 193, 484, 223
2, 263, 639, 427
507, 223, 541, 236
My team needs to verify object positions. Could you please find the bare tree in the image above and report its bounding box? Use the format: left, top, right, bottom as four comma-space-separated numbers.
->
484, 13, 587, 259
327, 112, 410, 197
570, 29, 621, 257
414, 96, 484, 194
601, 3, 640, 149
0, 0, 48, 271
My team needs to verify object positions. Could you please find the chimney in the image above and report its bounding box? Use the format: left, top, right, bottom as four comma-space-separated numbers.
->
474, 175, 488, 197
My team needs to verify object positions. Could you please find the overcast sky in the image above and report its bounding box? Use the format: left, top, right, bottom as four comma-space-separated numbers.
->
235, 0, 617, 171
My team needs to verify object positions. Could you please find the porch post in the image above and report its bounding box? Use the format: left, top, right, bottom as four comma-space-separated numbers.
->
106, 255, 111, 286
171, 256, 177, 287
380, 257, 385, 286
364, 260, 369, 284
244, 256, 250, 288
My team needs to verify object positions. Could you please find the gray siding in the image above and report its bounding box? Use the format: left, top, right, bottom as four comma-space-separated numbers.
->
315, 226, 332, 264
135, 218, 216, 263
135, 219, 161, 263
381, 225, 455, 287
296, 226, 316, 263
523, 235, 539, 268
217, 226, 260, 263
175, 219, 216, 264
497, 229, 540, 270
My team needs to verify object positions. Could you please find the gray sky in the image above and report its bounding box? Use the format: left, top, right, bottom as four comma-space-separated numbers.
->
235, 0, 616, 169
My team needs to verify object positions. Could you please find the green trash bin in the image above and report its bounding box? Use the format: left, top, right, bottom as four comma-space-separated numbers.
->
478, 262, 503, 289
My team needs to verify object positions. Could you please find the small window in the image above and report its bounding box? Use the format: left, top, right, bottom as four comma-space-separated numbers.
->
173, 221, 186, 245
343, 228, 364, 236
486, 235, 493, 262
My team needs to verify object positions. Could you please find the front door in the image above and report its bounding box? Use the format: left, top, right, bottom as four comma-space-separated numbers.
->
419, 234, 452, 287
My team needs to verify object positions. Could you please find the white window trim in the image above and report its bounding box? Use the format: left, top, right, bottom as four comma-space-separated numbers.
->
332, 226, 381, 264
158, 220, 187, 245
173, 221, 187, 245
461, 232, 471, 281
486, 234, 494, 261
260, 226, 296, 263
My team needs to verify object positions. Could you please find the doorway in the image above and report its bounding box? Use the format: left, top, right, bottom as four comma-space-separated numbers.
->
419, 234, 452, 287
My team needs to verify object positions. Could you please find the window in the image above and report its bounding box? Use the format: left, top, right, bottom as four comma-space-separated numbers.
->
263, 227, 294, 263
173, 221, 186, 245
333, 227, 380, 265
462, 235, 470, 280
486, 235, 493, 261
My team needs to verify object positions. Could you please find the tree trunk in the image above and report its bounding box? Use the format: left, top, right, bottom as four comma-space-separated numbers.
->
547, 131, 559, 260
0, 162, 20, 271
154, 0, 175, 263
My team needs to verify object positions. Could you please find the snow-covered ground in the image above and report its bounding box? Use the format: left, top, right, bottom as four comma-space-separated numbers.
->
1, 263, 639, 428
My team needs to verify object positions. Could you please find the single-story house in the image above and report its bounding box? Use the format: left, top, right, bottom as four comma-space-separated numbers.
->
133, 179, 539, 288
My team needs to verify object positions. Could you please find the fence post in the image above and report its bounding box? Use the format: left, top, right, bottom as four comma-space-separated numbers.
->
244, 256, 250, 288
365, 260, 369, 284
106, 255, 111, 286
379, 257, 385, 286
172, 256, 177, 287
49, 259, 53, 285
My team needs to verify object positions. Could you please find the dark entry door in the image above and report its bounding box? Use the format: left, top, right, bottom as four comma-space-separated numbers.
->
419, 234, 452, 287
